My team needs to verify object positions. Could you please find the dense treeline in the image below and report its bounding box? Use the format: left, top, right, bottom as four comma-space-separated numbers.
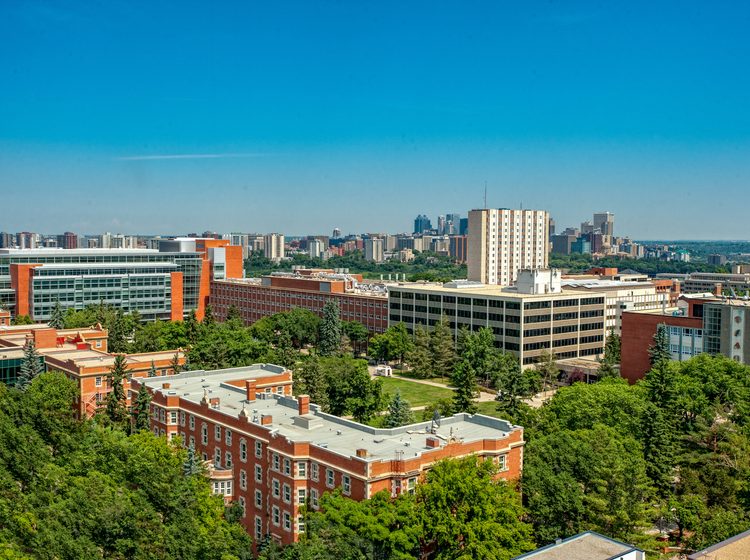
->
549, 253, 731, 275
245, 250, 467, 282
0, 373, 252, 560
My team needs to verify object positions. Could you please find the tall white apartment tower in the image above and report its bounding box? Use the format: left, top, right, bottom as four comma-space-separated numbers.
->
263, 233, 285, 261
467, 208, 550, 286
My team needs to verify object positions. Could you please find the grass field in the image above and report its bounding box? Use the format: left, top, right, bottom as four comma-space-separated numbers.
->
473, 400, 506, 419
378, 377, 453, 408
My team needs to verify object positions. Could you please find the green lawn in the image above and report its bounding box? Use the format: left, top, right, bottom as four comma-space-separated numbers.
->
473, 400, 506, 419
378, 377, 453, 408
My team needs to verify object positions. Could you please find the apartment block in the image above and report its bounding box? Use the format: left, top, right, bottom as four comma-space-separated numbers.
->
388, 270, 606, 365
364, 238, 384, 263
135, 366, 524, 549
467, 208, 549, 286
264, 234, 285, 261
210, 269, 389, 333
0, 322, 184, 417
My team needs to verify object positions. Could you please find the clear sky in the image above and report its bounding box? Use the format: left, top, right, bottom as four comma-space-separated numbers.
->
1, 1, 749, 239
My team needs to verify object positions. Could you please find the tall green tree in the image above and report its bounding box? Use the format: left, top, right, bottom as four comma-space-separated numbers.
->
202, 304, 215, 328
105, 354, 129, 425
407, 325, 433, 378
226, 304, 242, 322
417, 457, 535, 560
11, 314, 34, 325
318, 301, 342, 356
148, 360, 157, 378
451, 358, 478, 414
132, 382, 152, 433
185, 309, 200, 345
48, 300, 65, 329
170, 352, 182, 374
342, 321, 369, 356
649, 323, 671, 366
604, 333, 622, 364
16, 339, 44, 390
494, 355, 539, 416
430, 317, 456, 381
183, 442, 203, 476
274, 330, 298, 369
294, 353, 328, 409
383, 391, 415, 428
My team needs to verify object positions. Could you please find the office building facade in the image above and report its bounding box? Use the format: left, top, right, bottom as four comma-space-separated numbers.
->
388, 273, 606, 365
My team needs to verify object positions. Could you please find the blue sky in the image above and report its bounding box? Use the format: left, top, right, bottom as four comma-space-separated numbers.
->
1, 1, 749, 239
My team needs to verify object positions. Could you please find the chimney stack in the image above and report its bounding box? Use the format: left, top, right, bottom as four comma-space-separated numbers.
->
162, 382, 171, 389
261, 414, 273, 426
246, 379, 257, 402
298, 395, 310, 416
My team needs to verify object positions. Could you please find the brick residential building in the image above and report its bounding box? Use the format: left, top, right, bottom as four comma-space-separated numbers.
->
0, 322, 184, 417
135, 365, 525, 550
210, 269, 389, 333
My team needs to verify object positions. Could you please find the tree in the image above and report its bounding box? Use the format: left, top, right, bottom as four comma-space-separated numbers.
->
183, 442, 203, 476
535, 350, 559, 390
597, 360, 619, 380
11, 314, 34, 325
170, 352, 182, 374
294, 353, 328, 409
320, 356, 385, 421
342, 321, 368, 356
148, 360, 157, 378
604, 333, 622, 364
383, 391, 414, 428
275, 330, 299, 369
132, 382, 152, 433
202, 304, 215, 328
370, 323, 414, 365
185, 310, 200, 345
417, 457, 535, 560
49, 300, 65, 329
407, 325, 432, 378
430, 317, 456, 381
226, 304, 242, 322
105, 354, 129, 425
649, 323, 671, 366
451, 358, 478, 414
494, 355, 539, 416
16, 339, 44, 390
318, 301, 342, 356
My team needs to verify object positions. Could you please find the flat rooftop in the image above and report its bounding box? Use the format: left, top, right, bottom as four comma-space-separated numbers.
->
43, 348, 182, 368
562, 279, 656, 290
513, 531, 641, 560
389, 282, 605, 300
144, 366, 521, 462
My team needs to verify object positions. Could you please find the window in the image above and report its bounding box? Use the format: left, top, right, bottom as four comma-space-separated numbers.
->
214, 448, 221, 467
297, 461, 306, 478
406, 477, 417, 494
238, 496, 246, 518
283, 458, 291, 476
255, 464, 262, 483
255, 516, 263, 540
179, 411, 185, 426
310, 488, 319, 508
276, 386, 284, 395
326, 468, 335, 488
239, 439, 247, 462
272, 454, 280, 471
189, 435, 195, 448
497, 454, 508, 471
255, 489, 263, 509
297, 515, 305, 534
95, 376, 102, 387
240, 469, 247, 490
272, 479, 280, 498
201, 423, 208, 445
255, 441, 262, 458
297, 488, 306, 504
189, 415, 195, 430
225, 451, 233, 468
160, 409, 165, 423
342, 475, 351, 495
283, 511, 292, 531
283, 483, 291, 503
225, 429, 232, 446
272, 506, 280, 526
169, 411, 177, 424
215, 426, 221, 441
311, 463, 319, 481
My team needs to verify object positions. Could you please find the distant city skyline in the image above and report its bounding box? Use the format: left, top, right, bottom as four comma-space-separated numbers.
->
2, 2, 749, 239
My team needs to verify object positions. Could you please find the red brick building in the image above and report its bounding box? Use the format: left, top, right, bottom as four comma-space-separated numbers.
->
0, 322, 184, 417
620, 309, 702, 384
135, 365, 524, 550
210, 269, 389, 333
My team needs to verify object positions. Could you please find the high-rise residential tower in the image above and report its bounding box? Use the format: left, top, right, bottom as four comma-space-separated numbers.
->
413, 214, 432, 234
263, 233, 285, 261
467, 208, 550, 286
